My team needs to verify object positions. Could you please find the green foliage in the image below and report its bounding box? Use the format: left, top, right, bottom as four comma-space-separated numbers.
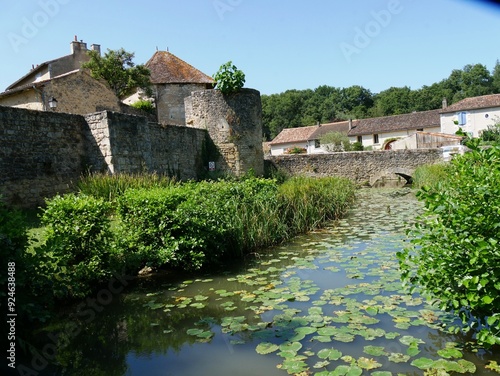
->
82, 48, 152, 98
351, 141, 364, 151
263, 62, 500, 140
34, 194, 115, 299
130, 99, 155, 114
480, 121, 500, 144
77, 172, 176, 203
213, 61, 245, 95
286, 146, 307, 154
412, 163, 450, 190
319, 132, 352, 152
398, 145, 500, 347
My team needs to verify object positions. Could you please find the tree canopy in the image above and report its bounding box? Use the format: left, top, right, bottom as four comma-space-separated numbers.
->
262, 62, 500, 140
82, 48, 152, 98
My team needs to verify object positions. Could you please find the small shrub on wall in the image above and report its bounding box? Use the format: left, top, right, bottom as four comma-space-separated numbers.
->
286, 146, 307, 154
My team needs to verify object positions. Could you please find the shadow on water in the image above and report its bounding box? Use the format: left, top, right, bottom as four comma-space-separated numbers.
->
12, 187, 500, 376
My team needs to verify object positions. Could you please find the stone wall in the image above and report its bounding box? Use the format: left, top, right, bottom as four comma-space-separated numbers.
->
185, 89, 264, 176
156, 83, 209, 126
0, 106, 211, 208
0, 106, 89, 207
267, 149, 443, 185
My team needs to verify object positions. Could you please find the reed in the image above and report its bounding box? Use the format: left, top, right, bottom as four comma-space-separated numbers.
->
412, 163, 450, 190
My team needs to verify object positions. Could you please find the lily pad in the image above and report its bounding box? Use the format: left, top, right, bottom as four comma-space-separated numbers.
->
388, 353, 410, 363
357, 357, 382, 370
411, 357, 435, 370
363, 346, 387, 357
256, 342, 279, 355
437, 348, 463, 359
318, 348, 343, 361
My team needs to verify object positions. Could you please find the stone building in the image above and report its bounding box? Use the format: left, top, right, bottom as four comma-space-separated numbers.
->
0, 37, 125, 114
143, 51, 214, 125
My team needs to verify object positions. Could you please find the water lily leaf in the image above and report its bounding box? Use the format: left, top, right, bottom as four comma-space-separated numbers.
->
331, 365, 350, 375
194, 295, 208, 301
189, 302, 206, 309
295, 326, 317, 336
365, 306, 379, 316
388, 353, 410, 363
363, 346, 387, 357
197, 331, 213, 339
318, 348, 342, 361
313, 360, 331, 369
411, 357, 435, 370
312, 335, 331, 343
437, 348, 463, 359
279, 359, 308, 374
486, 360, 500, 373
456, 359, 476, 373
372, 372, 392, 376
317, 326, 339, 336
357, 357, 382, 370
399, 335, 425, 346
256, 342, 279, 355
333, 333, 355, 343
186, 328, 203, 336
279, 341, 302, 353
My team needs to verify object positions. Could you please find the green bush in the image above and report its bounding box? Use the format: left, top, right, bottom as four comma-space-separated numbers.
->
34, 194, 115, 299
130, 99, 155, 114
398, 143, 500, 347
213, 61, 245, 95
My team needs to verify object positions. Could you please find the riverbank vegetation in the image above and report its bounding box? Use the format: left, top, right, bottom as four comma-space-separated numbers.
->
399, 142, 500, 347
1, 175, 355, 321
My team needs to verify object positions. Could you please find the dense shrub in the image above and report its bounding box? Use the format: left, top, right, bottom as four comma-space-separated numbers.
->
399, 143, 500, 346
33, 194, 115, 299
213, 61, 245, 95
130, 99, 155, 114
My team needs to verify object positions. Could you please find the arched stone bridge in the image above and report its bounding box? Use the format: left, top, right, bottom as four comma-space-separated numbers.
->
266, 149, 444, 186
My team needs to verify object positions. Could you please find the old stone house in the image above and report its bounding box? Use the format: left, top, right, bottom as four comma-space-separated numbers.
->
0, 37, 125, 115
135, 50, 214, 126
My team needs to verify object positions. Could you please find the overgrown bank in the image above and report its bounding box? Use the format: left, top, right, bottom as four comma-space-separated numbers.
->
1, 175, 355, 320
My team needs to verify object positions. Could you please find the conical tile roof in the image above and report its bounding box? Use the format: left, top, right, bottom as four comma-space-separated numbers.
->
146, 51, 214, 85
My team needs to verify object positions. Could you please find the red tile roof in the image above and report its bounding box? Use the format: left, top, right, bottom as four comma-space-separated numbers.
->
146, 51, 214, 85
440, 94, 500, 113
347, 110, 441, 136
268, 125, 318, 145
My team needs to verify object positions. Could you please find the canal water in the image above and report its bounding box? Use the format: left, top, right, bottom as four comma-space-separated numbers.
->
18, 188, 500, 375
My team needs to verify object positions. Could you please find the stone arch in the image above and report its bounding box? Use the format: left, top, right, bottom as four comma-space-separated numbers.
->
369, 167, 415, 186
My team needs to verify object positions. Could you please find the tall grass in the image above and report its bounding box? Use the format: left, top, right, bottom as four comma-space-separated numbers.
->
412, 163, 450, 190
77, 172, 176, 202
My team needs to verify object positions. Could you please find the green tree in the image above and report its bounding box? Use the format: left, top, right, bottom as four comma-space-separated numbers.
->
398, 143, 500, 347
319, 132, 352, 152
492, 60, 500, 93
372, 86, 415, 116
82, 48, 152, 98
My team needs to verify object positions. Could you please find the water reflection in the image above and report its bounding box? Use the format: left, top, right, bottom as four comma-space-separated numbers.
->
14, 188, 500, 376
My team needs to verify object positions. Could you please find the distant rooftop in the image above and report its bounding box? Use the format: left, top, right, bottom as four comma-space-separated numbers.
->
441, 94, 500, 113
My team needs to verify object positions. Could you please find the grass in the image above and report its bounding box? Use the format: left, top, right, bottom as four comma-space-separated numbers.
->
412, 163, 450, 190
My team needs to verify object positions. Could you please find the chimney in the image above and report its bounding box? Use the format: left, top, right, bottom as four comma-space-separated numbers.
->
348, 118, 352, 130
317, 121, 321, 127
70, 36, 87, 55
90, 44, 101, 56
442, 97, 448, 109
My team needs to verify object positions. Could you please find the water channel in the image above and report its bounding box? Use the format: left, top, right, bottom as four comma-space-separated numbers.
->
18, 188, 500, 375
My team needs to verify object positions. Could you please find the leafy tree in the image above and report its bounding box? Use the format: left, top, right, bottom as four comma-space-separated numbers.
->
398, 142, 500, 347
213, 61, 245, 95
372, 86, 415, 116
319, 132, 352, 152
493, 60, 500, 93
82, 48, 152, 98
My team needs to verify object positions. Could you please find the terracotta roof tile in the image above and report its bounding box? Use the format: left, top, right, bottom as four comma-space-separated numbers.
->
347, 110, 441, 136
146, 51, 214, 85
269, 125, 318, 145
440, 94, 500, 113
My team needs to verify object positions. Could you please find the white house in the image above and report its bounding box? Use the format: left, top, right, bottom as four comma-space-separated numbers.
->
347, 110, 442, 150
440, 94, 500, 138
269, 121, 350, 155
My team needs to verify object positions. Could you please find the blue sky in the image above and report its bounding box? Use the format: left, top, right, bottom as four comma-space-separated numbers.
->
1, 0, 500, 95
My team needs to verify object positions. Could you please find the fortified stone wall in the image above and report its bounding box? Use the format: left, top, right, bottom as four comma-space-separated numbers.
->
0, 107, 209, 208
156, 83, 209, 126
267, 149, 443, 185
0, 106, 88, 207
185, 89, 264, 176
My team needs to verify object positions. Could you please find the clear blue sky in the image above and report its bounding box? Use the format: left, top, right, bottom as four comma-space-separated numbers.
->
1, 0, 500, 95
